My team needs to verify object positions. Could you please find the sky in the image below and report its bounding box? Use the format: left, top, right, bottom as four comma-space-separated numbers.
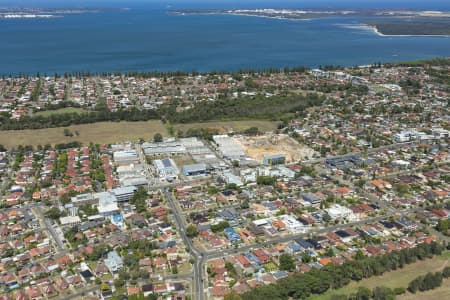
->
0, 0, 449, 10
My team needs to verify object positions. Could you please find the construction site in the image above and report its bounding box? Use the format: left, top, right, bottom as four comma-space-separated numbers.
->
235, 133, 316, 163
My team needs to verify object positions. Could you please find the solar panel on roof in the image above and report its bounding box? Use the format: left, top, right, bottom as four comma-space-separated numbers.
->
162, 159, 172, 168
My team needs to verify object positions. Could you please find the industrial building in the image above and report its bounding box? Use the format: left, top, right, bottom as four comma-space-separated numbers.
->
113, 150, 139, 165
222, 171, 243, 187
213, 135, 246, 160
119, 175, 148, 187
263, 154, 286, 166
182, 163, 207, 177
180, 137, 221, 165
116, 164, 144, 176
142, 138, 187, 156
153, 158, 179, 181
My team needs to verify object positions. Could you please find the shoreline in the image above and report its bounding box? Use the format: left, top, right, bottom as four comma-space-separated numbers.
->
368, 24, 450, 37
177, 11, 450, 37
174, 11, 313, 22
338, 23, 450, 37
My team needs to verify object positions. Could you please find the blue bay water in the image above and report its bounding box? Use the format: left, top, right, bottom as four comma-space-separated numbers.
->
0, 0, 449, 75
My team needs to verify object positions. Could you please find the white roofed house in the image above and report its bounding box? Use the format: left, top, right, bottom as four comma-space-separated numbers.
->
104, 251, 123, 273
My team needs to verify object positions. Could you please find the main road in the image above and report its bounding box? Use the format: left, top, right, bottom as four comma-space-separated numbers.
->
163, 188, 205, 300
136, 139, 436, 300
33, 205, 66, 252
203, 207, 421, 260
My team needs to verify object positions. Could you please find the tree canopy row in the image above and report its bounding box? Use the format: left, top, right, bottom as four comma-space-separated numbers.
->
0, 93, 324, 130
229, 242, 445, 300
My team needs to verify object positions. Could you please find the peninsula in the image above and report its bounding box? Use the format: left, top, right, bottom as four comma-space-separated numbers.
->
172, 8, 450, 36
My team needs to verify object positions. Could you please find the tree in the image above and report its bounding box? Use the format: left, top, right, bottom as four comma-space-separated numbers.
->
44, 207, 63, 220
355, 249, 365, 260
224, 293, 243, 300
372, 286, 395, 300
322, 213, 332, 223
114, 278, 125, 288
243, 127, 260, 136
240, 200, 250, 209
354, 286, 371, 300
436, 219, 449, 236
130, 187, 148, 213
279, 253, 296, 271
171, 265, 178, 274
210, 221, 230, 233
256, 175, 276, 186
409, 276, 424, 293
153, 133, 163, 143
241, 241, 444, 300
394, 183, 409, 196
443, 266, 450, 278
301, 252, 312, 263
324, 247, 335, 257
330, 296, 348, 300
186, 224, 199, 238
63, 128, 73, 137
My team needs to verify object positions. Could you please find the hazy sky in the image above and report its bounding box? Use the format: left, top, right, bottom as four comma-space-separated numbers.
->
1, 0, 449, 9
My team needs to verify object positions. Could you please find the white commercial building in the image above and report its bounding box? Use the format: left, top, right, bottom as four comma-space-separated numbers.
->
279, 215, 306, 233
326, 204, 356, 221
393, 130, 419, 143
113, 150, 139, 165
60, 215, 81, 226
142, 139, 187, 156
213, 135, 246, 160
97, 192, 119, 217
223, 171, 244, 187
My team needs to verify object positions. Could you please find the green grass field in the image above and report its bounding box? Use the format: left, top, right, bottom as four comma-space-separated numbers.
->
174, 120, 280, 133
308, 252, 450, 300
34, 107, 88, 117
0, 120, 167, 149
0, 119, 281, 149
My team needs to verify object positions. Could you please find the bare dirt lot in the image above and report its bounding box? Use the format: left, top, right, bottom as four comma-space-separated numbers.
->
235, 133, 316, 163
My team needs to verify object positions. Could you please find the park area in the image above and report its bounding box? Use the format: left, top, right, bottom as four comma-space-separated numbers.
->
0, 120, 167, 149
308, 252, 450, 300
174, 120, 280, 134
33, 107, 88, 117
